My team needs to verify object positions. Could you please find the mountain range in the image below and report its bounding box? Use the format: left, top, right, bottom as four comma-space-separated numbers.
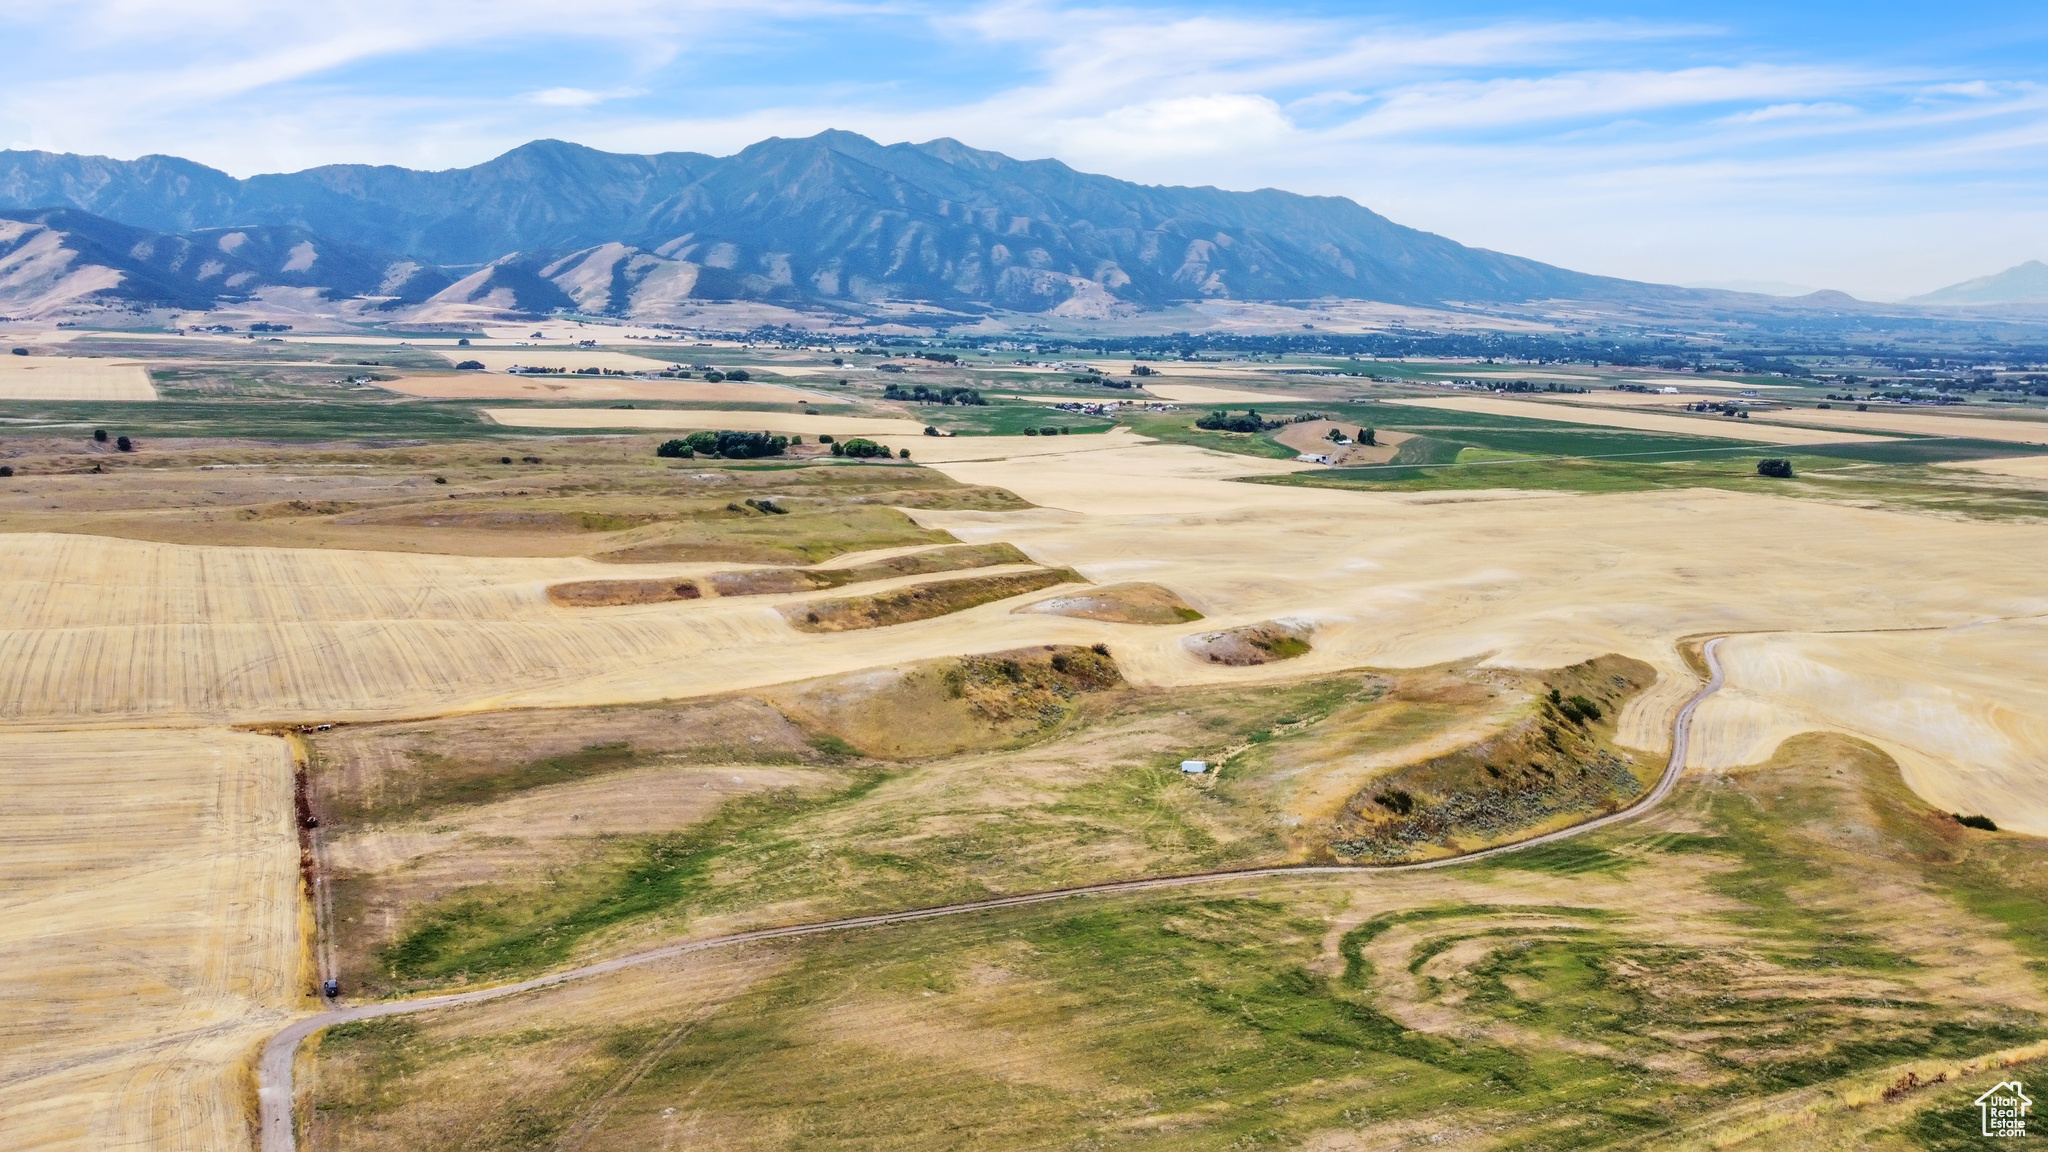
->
0, 131, 2034, 326
0, 132, 1653, 322
1909, 260, 2048, 306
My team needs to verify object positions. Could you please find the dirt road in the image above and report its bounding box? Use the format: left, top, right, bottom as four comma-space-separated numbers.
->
256, 639, 1726, 1152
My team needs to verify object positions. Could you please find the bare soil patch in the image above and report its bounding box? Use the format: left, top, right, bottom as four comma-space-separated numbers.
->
1183, 619, 1314, 665
783, 568, 1083, 632
1017, 581, 1203, 624
546, 577, 702, 607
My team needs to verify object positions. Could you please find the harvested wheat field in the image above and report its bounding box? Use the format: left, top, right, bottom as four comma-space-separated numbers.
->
0, 355, 157, 401
0, 727, 300, 1151
1386, 395, 1887, 444
378, 374, 824, 404
1940, 454, 2048, 479
1139, 382, 1312, 404
1685, 619, 2048, 835
11, 433, 2048, 839
481, 408, 928, 437
1752, 405, 2048, 443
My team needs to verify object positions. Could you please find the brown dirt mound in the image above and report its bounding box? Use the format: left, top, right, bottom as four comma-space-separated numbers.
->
763, 644, 1122, 758
546, 578, 702, 607
783, 568, 1083, 633
710, 542, 1030, 597
1183, 620, 1313, 665
1018, 582, 1202, 625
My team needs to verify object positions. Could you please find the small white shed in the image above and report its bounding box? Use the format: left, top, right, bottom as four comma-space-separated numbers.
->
1181, 760, 1208, 774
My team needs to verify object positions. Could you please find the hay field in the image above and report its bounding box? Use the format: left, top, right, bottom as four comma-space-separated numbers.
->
1386, 396, 1885, 444
1752, 406, 2048, 444
377, 374, 821, 404
481, 408, 928, 436
0, 355, 156, 401
1140, 383, 1311, 403
0, 727, 300, 1151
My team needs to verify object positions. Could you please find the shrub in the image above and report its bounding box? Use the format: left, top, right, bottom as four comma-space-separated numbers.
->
656, 439, 694, 459
726, 369, 750, 381
457, 337, 470, 346
831, 442, 844, 456
1757, 458, 1793, 478
1556, 694, 1603, 723
703, 370, 726, 383
1023, 428, 1040, 436
838, 437, 890, 459
1956, 813, 1998, 831
10, 347, 26, 356
116, 435, 133, 452
0, 465, 12, 477
94, 429, 107, 443
1039, 427, 1059, 436
454, 360, 484, 370
500, 456, 512, 464
1362, 426, 1377, 446
818, 434, 835, 444
432, 475, 446, 484
924, 425, 938, 436
1374, 789, 1415, 816
898, 447, 910, 458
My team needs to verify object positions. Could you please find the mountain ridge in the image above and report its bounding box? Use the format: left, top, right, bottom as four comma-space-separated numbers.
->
1910, 260, 2048, 306
0, 132, 1648, 318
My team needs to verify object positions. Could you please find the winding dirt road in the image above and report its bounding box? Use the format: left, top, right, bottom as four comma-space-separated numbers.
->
256, 638, 1725, 1152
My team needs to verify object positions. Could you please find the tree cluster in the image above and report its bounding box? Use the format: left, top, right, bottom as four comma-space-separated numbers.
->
884, 383, 985, 405
1195, 409, 1281, 433
1757, 458, 1794, 478
657, 430, 789, 459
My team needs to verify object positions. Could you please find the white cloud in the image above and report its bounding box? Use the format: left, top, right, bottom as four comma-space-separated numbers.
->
524, 87, 642, 107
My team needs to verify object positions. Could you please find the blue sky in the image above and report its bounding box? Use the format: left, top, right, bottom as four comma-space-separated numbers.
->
3, 1, 2044, 300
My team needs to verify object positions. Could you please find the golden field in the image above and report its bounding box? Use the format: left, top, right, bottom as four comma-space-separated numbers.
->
0, 355, 157, 401
0, 728, 301, 1151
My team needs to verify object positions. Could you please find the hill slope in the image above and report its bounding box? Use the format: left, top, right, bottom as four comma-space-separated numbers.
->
1910, 260, 2048, 306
